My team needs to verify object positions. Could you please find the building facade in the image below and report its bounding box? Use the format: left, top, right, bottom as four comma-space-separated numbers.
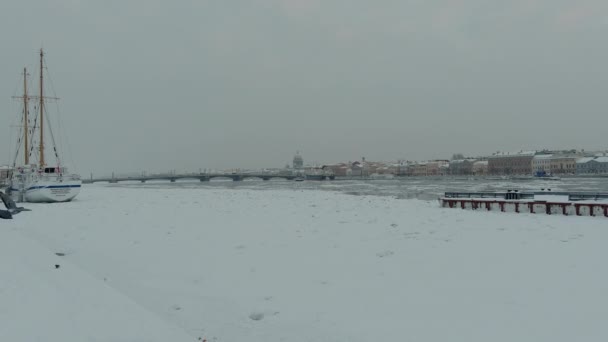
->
532, 154, 552, 175
427, 160, 449, 176
577, 157, 608, 174
550, 156, 578, 175
407, 162, 428, 176
487, 152, 535, 175
293, 152, 304, 169
449, 159, 475, 175
472, 161, 488, 175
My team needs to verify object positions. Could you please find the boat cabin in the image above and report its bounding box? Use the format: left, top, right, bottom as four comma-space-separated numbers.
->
43, 167, 66, 174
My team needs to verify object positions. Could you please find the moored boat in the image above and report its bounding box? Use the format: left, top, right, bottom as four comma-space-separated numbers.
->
6, 49, 81, 202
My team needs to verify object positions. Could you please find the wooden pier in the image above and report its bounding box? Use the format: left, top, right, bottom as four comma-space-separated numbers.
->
440, 191, 608, 217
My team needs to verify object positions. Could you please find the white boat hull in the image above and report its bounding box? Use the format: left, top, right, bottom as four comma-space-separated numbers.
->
9, 173, 82, 203
24, 180, 81, 202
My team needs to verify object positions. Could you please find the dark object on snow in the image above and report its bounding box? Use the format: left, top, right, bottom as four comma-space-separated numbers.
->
0, 190, 31, 219
0, 210, 11, 220
55, 264, 60, 269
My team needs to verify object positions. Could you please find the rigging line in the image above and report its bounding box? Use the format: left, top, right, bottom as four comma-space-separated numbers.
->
46, 57, 78, 173
10, 68, 23, 99
43, 55, 59, 99
29, 104, 40, 164
41, 64, 63, 168
56, 102, 77, 173
43, 59, 64, 150
44, 105, 61, 166
50, 90, 66, 167
7, 75, 26, 166
54, 99, 77, 173
24, 115, 33, 164
11, 107, 24, 167
6, 102, 17, 166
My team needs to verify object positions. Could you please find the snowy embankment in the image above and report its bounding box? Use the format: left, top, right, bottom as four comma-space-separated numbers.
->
0, 220, 195, 341
3, 184, 608, 341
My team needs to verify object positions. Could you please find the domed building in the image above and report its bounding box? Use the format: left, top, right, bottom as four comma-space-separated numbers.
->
293, 151, 304, 169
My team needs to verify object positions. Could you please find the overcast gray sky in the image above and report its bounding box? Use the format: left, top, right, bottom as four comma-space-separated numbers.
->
1, 0, 607, 176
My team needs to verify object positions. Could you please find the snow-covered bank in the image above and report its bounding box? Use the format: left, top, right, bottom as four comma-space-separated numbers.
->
0, 227, 194, 342
4, 185, 608, 341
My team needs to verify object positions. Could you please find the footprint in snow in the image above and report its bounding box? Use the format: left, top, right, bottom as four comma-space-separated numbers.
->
249, 312, 264, 321
376, 250, 394, 258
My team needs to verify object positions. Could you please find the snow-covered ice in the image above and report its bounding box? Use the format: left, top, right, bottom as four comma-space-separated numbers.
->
0, 223, 194, 342
2, 184, 608, 341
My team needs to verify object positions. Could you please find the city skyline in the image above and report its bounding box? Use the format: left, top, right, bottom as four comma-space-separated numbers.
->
81, 146, 607, 178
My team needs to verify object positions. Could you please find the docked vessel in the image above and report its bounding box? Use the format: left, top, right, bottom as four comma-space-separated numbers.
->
534, 171, 561, 181
6, 49, 81, 202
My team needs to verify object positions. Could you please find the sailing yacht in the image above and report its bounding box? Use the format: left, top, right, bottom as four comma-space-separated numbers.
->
7, 49, 81, 203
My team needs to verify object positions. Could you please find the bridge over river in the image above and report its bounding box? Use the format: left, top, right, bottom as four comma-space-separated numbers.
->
82, 172, 320, 184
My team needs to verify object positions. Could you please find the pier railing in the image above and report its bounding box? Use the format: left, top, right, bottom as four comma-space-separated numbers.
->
444, 191, 608, 201
444, 191, 534, 200
441, 191, 608, 217
568, 193, 608, 201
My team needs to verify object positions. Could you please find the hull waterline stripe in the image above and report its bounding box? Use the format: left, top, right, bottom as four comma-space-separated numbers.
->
26, 185, 82, 191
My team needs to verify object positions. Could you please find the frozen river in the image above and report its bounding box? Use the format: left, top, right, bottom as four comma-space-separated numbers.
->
105, 176, 608, 200
4, 183, 608, 341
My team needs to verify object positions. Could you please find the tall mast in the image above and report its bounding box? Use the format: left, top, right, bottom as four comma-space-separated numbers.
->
23, 68, 29, 165
39, 48, 45, 168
